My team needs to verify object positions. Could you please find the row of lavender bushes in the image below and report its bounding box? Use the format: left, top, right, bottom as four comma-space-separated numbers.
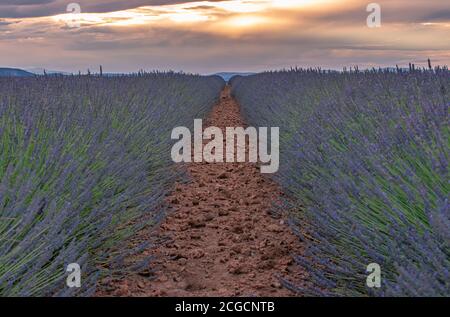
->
231, 68, 449, 296
0, 73, 225, 296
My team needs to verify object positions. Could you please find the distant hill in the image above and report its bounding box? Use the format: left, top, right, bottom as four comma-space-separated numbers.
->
0, 68, 35, 77
26, 68, 71, 76
214, 72, 255, 82
0, 68, 257, 79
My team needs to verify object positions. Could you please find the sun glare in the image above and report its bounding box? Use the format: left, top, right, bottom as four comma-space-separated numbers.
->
51, 0, 329, 29
227, 16, 269, 28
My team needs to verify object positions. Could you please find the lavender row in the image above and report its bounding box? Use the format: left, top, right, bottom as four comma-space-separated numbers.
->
0, 73, 225, 296
231, 68, 449, 296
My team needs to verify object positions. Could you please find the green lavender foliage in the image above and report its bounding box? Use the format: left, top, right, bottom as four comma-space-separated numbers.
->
0, 73, 225, 296
231, 68, 449, 296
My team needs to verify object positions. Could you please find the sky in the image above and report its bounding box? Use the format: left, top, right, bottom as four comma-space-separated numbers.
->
0, 0, 449, 74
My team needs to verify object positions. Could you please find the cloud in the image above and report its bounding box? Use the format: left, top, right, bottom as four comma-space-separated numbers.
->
0, 0, 448, 72
0, 0, 203, 18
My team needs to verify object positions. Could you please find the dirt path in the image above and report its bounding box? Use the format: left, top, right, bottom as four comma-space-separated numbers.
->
98, 86, 306, 297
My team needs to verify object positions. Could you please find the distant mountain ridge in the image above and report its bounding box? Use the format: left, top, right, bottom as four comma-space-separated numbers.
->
26, 68, 72, 76
1, 68, 257, 80
214, 72, 255, 82
0, 68, 35, 77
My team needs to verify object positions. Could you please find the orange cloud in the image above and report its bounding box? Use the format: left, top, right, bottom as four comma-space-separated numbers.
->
0, 0, 448, 73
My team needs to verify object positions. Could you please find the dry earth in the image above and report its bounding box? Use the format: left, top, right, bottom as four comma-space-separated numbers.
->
97, 86, 307, 297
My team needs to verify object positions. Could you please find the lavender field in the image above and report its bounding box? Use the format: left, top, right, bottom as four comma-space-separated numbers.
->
231, 68, 449, 296
0, 68, 448, 297
1, 0, 449, 305
0, 73, 225, 296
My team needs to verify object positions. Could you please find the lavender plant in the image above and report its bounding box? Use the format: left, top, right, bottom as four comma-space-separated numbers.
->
231, 68, 449, 296
0, 73, 225, 296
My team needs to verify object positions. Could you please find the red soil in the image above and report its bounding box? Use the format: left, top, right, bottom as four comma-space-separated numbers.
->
97, 87, 307, 297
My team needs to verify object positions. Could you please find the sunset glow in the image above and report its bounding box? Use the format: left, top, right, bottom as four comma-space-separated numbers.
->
51, 0, 326, 28
0, 0, 448, 73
